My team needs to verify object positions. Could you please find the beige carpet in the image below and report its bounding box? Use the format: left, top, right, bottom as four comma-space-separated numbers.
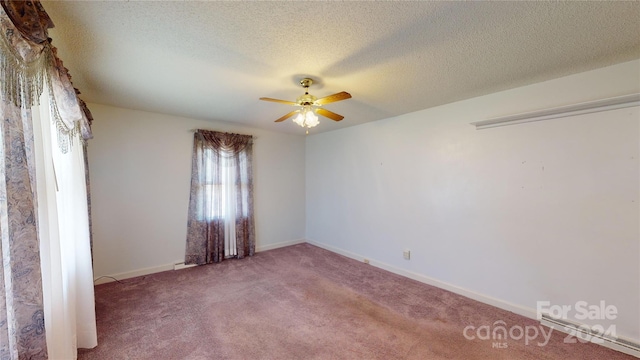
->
79, 243, 634, 359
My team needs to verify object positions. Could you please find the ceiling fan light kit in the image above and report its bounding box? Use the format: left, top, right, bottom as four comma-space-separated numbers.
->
293, 105, 319, 128
260, 78, 351, 133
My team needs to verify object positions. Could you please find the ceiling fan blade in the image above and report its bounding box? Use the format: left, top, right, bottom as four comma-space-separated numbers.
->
315, 91, 352, 105
316, 108, 344, 121
260, 97, 297, 106
274, 110, 299, 122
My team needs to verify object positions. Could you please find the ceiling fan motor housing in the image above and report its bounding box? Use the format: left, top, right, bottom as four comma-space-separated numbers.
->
297, 93, 318, 106
300, 78, 313, 88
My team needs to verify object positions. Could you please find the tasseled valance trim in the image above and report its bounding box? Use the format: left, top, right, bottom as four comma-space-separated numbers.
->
0, 2, 92, 153
0, 26, 85, 153
0, 29, 76, 153
0, 20, 51, 109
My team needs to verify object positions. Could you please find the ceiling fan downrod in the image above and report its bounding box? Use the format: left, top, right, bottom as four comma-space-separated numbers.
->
300, 78, 313, 93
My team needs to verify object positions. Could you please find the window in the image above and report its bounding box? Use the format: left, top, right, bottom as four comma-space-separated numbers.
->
185, 130, 255, 264
201, 148, 250, 221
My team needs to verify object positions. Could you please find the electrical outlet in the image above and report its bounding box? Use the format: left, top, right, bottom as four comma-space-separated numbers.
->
364, 258, 370, 264
403, 249, 411, 260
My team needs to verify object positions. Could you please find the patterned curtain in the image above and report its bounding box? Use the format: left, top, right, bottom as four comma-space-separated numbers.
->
185, 130, 255, 265
0, 3, 50, 358
0, 1, 93, 358
0, 102, 47, 359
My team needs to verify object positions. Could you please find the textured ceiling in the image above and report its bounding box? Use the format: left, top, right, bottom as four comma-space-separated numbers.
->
43, 1, 640, 135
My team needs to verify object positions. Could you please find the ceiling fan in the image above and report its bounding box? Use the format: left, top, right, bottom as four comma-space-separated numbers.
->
260, 78, 351, 131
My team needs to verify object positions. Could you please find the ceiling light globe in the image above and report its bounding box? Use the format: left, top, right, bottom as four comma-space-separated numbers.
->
293, 113, 304, 127
305, 111, 319, 128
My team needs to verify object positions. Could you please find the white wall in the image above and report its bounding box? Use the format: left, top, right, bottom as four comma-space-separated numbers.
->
306, 60, 640, 342
87, 104, 306, 280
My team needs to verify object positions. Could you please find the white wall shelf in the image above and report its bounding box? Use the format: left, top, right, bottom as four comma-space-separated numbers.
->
471, 93, 640, 130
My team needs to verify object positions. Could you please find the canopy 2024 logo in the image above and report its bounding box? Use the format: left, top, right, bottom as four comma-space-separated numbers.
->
537, 300, 618, 344
463, 300, 618, 349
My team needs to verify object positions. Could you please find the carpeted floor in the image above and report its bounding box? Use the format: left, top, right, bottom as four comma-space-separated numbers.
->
79, 243, 633, 359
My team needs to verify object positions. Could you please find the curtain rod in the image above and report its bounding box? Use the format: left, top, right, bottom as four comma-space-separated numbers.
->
190, 129, 256, 139
471, 93, 640, 130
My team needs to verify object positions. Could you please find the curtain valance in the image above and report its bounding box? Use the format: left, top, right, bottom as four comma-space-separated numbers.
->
1, 0, 52, 44
196, 129, 253, 155
0, 1, 92, 152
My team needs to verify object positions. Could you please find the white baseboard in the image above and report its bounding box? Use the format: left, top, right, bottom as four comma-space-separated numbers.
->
256, 238, 306, 252
93, 263, 175, 285
305, 239, 536, 320
94, 238, 307, 285
306, 239, 640, 358
173, 262, 197, 271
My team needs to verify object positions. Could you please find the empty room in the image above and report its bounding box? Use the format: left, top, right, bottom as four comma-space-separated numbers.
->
1, 1, 638, 359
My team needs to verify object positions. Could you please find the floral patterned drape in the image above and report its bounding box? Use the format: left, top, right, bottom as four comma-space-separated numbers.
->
185, 130, 255, 265
0, 1, 93, 358
0, 102, 47, 359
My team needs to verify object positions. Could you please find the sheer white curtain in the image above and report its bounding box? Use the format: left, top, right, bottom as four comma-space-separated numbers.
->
202, 149, 242, 258
221, 153, 237, 258
32, 87, 97, 358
